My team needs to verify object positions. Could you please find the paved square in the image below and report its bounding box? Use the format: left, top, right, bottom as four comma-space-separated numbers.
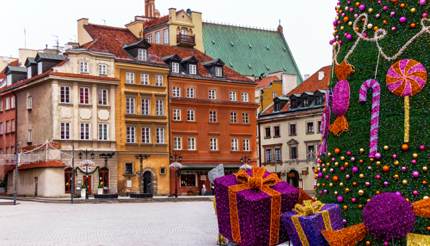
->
0, 201, 218, 246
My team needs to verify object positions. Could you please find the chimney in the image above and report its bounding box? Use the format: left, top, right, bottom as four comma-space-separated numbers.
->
169, 8, 177, 22
277, 20, 283, 33
282, 73, 298, 96
145, 0, 155, 18
77, 18, 93, 46
318, 71, 325, 81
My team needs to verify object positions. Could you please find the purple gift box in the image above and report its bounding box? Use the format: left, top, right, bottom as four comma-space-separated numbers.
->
281, 204, 343, 246
214, 173, 299, 246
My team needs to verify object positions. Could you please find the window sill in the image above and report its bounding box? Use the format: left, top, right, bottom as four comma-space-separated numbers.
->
155, 144, 167, 146
264, 137, 272, 139
210, 150, 220, 153
306, 132, 315, 135
289, 134, 297, 137
98, 104, 111, 108
273, 136, 281, 138
59, 103, 73, 106
79, 104, 92, 107
186, 150, 197, 152
208, 122, 219, 124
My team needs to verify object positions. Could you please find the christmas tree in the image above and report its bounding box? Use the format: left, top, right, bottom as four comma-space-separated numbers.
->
317, 0, 430, 244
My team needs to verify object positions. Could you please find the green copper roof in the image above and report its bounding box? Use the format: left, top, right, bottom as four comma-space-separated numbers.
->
202, 22, 302, 83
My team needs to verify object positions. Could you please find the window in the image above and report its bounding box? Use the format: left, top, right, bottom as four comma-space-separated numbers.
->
27, 96, 33, 110
188, 137, 196, 151
60, 86, 71, 104
27, 129, 32, 143
242, 113, 249, 124
241, 92, 249, 102
187, 109, 195, 121
186, 88, 195, 98
243, 139, 250, 152
289, 124, 297, 136
173, 137, 182, 150
173, 109, 181, 121
290, 146, 298, 160
274, 147, 282, 162
60, 123, 70, 140
37, 62, 43, 75
189, 64, 197, 75
147, 34, 153, 43
126, 126, 136, 143
79, 87, 90, 104
172, 87, 181, 97
141, 73, 150, 85
208, 89, 217, 100
231, 138, 239, 152
307, 145, 316, 160
265, 127, 271, 138
0, 123, 3, 135
172, 62, 180, 73
318, 121, 322, 134
265, 149, 272, 163
230, 112, 237, 123
10, 97, 15, 109
156, 100, 164, 116
80, 123, 90, 140
274, 126, 281, 138
181, 174, 196, 187
163, 29, 169, 44
215, 66, 223, 77
155, 31, 161, 44
98, 123, 109, 141
80, 61, 89, 73
27, 67, 32, 79
315, 96, 323, 105
229, 91, 237, 102
210, 138, 218, 151
141, 98, 150, 115
272, 91, 278, 99
142, 127, 151, 144
126, 96, 136, 114
5, 97, 10, 110
125, 163, 133, 175
304, 98, 310, 107
10, 120, 15, 132
126, 72, 135, 84
137, 49, 148, 61
0, 99, 2, 111
155, 75, 163, 86
98, 64, 108, 76
209, 110, 217, 123
156, 128, 165, 144
306, 122, 315, 134
98, 89, 109, 105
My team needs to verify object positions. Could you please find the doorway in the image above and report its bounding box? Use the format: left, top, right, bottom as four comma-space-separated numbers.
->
143, 171, 153, 194
99, 167, 109, 190
287, 170, 300, 188
34, 177, 38, 196
83, 175, 92, 194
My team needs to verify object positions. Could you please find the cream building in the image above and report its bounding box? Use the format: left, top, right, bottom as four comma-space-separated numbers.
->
9, 48, 119, 197
258, 66, 330, 192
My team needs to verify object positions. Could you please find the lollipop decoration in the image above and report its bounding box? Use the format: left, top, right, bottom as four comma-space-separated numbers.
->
386, 59, 427, 144
359, 79, 381, 158
330, 61, 354, 136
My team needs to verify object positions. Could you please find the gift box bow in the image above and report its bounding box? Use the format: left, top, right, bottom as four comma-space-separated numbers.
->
294, 200, 325, 216
228, 166, 282, 246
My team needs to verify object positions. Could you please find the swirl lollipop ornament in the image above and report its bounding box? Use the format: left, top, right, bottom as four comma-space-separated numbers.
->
386, 59, 427, 144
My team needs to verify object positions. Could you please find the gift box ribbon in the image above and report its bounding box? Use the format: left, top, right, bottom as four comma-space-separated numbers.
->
228, 166, 281, 246
291, 200, 333, 246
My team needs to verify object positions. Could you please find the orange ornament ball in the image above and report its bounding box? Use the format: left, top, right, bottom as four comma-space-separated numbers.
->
400, 3, 406, 8
366, 241, 371, 246
423, 180, 428, 185
335, 148, 341, 154
343, 16, 349, 22
410, 23, 417, 28
383, 165, 390, 172
332, 176, 339, 182
426, 226, 430, 231
401, 143, 410, 152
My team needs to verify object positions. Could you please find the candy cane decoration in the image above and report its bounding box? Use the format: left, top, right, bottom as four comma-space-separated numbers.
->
359, 79, 381, 158
318, 91, 331, 156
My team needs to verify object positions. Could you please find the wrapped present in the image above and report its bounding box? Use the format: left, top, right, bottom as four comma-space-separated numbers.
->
282, 201, 344, 246
214, 167, 299, 246
407, 233, 430, 246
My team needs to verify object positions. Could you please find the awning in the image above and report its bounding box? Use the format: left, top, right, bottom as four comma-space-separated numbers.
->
19, 160, 65, 171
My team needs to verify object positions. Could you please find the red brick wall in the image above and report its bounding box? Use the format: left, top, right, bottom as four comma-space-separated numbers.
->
0, 93, 17, 180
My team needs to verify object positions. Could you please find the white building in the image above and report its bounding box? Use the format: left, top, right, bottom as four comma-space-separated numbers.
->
258, 66, 330, 192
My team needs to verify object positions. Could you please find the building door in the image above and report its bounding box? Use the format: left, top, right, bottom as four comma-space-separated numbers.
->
34, 177, 38, 196
143, 171, 153, 194
287, 170, 300, 188
99, 168, 109, 191
64, 168, 74, 194
83, 175, 92, 194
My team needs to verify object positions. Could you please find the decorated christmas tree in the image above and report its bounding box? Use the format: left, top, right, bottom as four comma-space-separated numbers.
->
316, 0, 430, 244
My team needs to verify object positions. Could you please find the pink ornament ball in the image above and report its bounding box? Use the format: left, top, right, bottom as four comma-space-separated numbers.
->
402, 166, 408, 172
351, 197, 357, 203
412, 171, 420, 178
365, 181, 371, 187
413, 190, 419, 196
346, 34, 353, 40
419, 145, 426, 151
337, 195, 344, 203
359, 4, 366, 11
420, 0, 427, 6
392, 154, 398, 159
411, 159, 417, 165
375, 153, 382, 159
384, 181, 389, 187
383, 6, 389, 11
352, 166, 359, 173
400, 17, 407, 23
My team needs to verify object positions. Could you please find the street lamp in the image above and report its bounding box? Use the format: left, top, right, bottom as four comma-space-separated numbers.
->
79, 149, 95, 199
240, 155, 252, 170
169, 153, 183, 198
135, 154, 150, 194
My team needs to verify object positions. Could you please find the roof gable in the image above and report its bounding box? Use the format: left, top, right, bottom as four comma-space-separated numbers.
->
123, 38, 151, 50
287, 65, 331, 96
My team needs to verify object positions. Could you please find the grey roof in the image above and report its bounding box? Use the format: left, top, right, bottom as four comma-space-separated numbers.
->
25, 57, 36, 67
35, 52, 65, 62
5, 66, 27, 74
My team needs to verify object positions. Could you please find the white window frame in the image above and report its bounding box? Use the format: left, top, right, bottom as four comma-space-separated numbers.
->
173, 137, 182, 150
5, 97, 10, 110
60, 122, 70, 140
98, 123, 109, 141
172, 62, 180, 73
231, 138, 239, 152
208, 89, 217, 100
141, 98, 150, 116
156, 99, 164, 116
126, 96, 136, 115
210, 138, 218, 151
126, 72, 135, 84
209, 110, 217, 123
156, 128, 165, 144
126, 125, 136, 144
142, 127, 151, 144
173, 108, 182, 121
230, 112, 237, 123
172, 87, 181, 98
80, 123, 90, 140
188, 137, 196, 151
243, 139, 251, 152
155, 75, 164, 86
163, 29, 169, 44
215, 66, 223, 77
241, 92, 249, 102
80, 61, 89, 73
155, 31, 161, 44
98, 88, 109, 106
189, 64, 197, 75
98, 63, 108, 76
26, 96, 33, 110
229, 91, 238, 102
187, 109, 195, 122
79, 87, 90, 105
186, 88, 195, 98
242, 112, 249, 124
60, 86, 71, 104
137, 49, 148, 61
141, 73, 150, 85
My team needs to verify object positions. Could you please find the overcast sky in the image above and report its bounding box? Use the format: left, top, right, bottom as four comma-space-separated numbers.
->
0, 0, 335, 76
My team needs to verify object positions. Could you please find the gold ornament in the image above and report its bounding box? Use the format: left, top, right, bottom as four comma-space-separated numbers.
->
358, 190, 364, 196
413, 153, 419, 159
384, 145, 389, 150
402, 179, 408, 185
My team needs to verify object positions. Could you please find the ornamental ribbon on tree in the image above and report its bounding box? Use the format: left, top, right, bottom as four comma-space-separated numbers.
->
359, 79, 381, 158
228, 167, 281, 246
330, 61, 354, 136
319, 92, 331, 155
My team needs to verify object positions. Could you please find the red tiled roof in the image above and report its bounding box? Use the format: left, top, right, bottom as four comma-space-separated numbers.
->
261, 102, 289, 116
83, 23, 251, 82
288, 65, 331, 96
257, 75, 279, 89
144, 15, 169, 29
19, 160, 65, 171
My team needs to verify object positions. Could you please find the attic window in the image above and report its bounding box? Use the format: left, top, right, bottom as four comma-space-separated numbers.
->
172, 62, 180, 73
137, 49, 148, 61
215, 66, 223, 77
189, 64, 197, 75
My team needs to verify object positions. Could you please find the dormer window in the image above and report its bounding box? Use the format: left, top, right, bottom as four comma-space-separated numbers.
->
215, 66, 223, 77
27, 67, 32, 79
37, 62, 43, 75
6, 74, 12, 86
137, 49, 148, 61
189, 64, 197, 75
172, 62, 180, 73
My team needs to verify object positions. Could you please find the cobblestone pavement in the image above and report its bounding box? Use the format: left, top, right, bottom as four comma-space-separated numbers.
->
0, 201, 218, 246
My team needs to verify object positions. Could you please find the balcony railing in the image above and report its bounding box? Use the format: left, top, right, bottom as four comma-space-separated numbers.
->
177, 34, 196, 47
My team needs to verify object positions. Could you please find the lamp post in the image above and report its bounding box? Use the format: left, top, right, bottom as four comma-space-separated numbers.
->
79, 149, 95, 200
169, 153, 183, 198
135, 154, 150, 194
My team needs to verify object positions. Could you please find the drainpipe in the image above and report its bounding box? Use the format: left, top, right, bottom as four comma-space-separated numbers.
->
257, 120, 262, 167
